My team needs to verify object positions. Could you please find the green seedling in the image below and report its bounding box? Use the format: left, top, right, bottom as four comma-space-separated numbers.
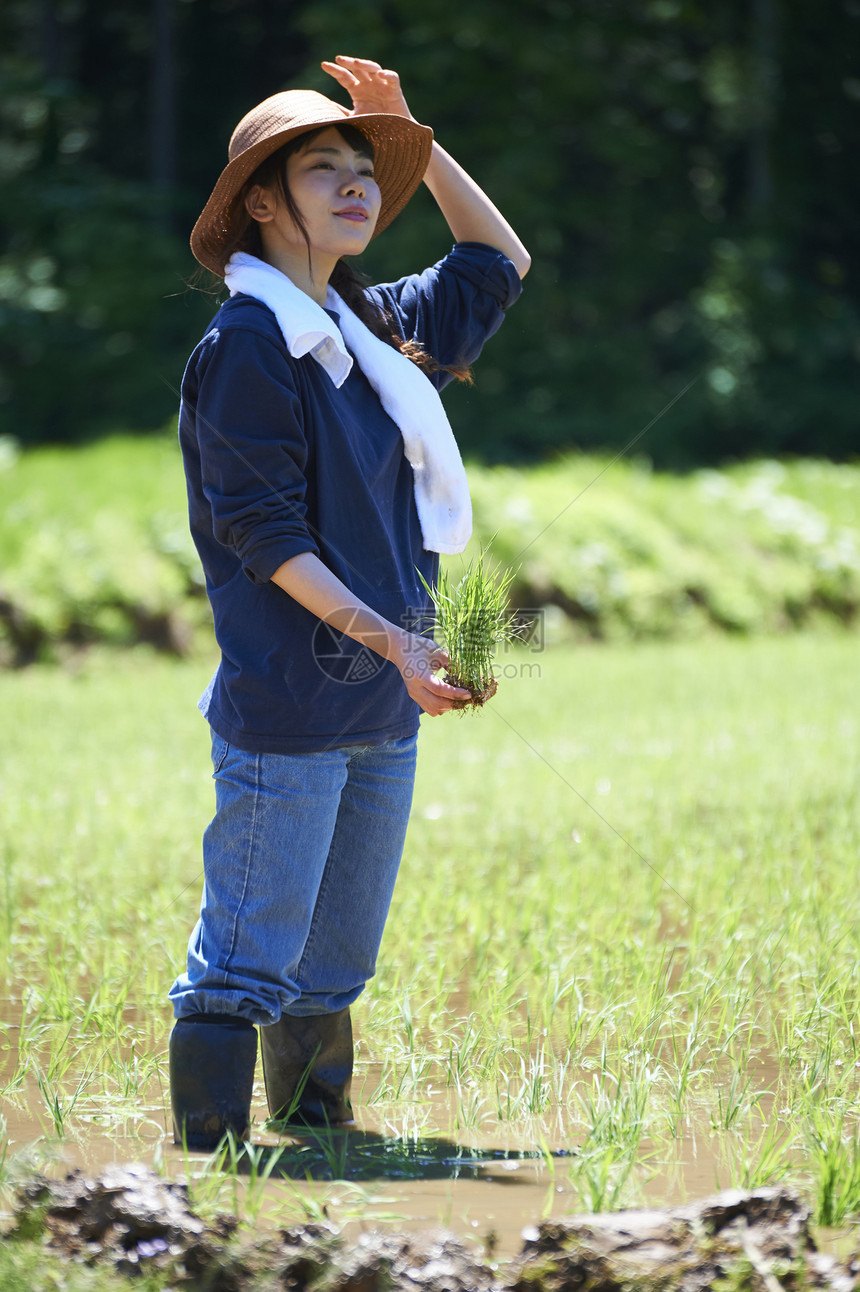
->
32, 1062, 94, 1137
717, 1118, 795, 1192
567, 1142, 638, 1213
419, 546, 521, 708
806, 1107, 860, 1226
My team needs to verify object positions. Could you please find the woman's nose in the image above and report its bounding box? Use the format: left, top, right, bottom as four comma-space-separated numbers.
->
342, 171, 365, 197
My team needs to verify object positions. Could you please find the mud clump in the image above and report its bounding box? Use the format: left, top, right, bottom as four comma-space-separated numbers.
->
12, 1164, 239, 1282
445, 673, 498, 710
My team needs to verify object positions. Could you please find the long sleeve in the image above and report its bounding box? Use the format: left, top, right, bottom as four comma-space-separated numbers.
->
368, 242, 523, 391
182, 323, 319, 586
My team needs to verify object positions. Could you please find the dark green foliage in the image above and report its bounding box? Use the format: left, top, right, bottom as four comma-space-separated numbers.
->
1, 0, 858, 463
0, 62, 215, 442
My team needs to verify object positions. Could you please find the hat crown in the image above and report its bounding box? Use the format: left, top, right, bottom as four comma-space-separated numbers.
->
228, 90, 349, 163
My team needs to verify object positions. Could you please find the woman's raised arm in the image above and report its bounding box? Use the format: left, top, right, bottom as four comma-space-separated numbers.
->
321, 55, 531, 279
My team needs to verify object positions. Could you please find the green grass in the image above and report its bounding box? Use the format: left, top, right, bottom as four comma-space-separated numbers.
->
472, 454, 860, 639
0, 1242, 169, 1292
1, 631, 859, 1246
0, 434, 205, 663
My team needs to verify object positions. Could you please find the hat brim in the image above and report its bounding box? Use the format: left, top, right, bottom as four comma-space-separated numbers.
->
190, 110, 434, 277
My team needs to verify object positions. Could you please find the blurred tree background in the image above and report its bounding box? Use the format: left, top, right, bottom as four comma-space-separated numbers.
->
1, 0, 858, 467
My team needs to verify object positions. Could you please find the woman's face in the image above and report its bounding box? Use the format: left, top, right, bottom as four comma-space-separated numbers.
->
275, 126, 382, 261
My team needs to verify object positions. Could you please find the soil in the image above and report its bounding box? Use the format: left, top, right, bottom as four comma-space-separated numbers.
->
446, 673, 499, 710
9, 1166, 860, 1291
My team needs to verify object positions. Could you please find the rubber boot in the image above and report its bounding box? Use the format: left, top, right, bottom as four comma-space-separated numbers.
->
169, 1014, 258, 1149
261, 1007, 354, 1127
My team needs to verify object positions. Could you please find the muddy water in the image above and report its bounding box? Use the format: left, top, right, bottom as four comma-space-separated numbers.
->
0, 998, 838, 1262
0, 1050, 807, 1262
0, 1075, 560, 1258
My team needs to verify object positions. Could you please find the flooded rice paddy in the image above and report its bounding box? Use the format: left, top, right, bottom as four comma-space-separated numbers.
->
0, 1033, 810, 1259
2, 999, 857, 1260
2, 635, 860, 1258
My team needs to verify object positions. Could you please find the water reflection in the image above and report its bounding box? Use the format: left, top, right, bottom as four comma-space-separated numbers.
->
228, 1127, 571, 1184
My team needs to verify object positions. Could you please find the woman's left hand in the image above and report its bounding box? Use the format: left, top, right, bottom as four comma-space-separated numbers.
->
321, 55, 415, 121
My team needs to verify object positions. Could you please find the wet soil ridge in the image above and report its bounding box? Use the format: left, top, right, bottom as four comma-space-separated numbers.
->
511, 1187, 859, 1291
9, 1168, 860, 1290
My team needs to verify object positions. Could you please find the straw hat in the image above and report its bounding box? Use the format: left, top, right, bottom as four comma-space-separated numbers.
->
190, 89, 434, 276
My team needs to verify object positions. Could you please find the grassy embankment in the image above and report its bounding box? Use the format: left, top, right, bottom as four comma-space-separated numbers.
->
0, 432, 857, 661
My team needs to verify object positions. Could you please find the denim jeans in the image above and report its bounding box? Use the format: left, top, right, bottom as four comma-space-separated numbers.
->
168, 728, 418, 1025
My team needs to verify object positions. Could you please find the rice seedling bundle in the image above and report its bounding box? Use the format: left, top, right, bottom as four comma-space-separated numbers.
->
420, 549, 521, 709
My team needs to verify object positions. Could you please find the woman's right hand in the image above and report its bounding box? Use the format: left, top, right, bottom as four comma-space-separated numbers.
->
321, 56, 415, 122
390, 630, 470, 716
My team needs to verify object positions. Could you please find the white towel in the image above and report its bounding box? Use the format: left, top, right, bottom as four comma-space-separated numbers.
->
224, 252, 472, 555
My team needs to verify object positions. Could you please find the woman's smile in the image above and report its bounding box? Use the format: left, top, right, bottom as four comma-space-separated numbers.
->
335, 206, 370, 222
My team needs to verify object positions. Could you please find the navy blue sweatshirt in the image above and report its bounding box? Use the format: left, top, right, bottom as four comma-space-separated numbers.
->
179, 242, 522, 754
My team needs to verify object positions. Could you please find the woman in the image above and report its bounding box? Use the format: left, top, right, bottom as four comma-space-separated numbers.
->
169, 55, 529, 1148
